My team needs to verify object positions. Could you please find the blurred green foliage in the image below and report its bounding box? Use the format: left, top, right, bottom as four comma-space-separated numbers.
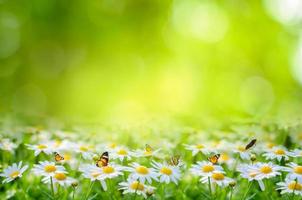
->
1, 0, 302, 125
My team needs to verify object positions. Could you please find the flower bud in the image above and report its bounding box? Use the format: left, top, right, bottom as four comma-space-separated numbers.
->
250, 154, 256, 162
229, 181, 236, 188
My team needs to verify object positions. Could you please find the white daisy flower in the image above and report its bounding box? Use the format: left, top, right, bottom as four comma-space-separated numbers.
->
289, 149, 302, 158
126, 163, 158, 184
42, 172, 75, 187
0, 138, 17, 152
237, 164, 265, 191
233, 144, 251, 160
263, 146, 290, 161
151, 161, 181, 184
277, 178, 302, 196
200, 172, 234, 187
252, 162, 282, 180
219, 152, 235, 167
79, 164, 102, 181
119, 179, 149, 199
59, 151, 78, 168
184, 144, 211, 156
79, 164, 108, 190
32, 161, 66, 178
26, 143, 53, 156
75, 144, 94, 159
190, 161, 224, 178
282, 162, 302, 182
48, 140, 75, 153
133, 147, 161, 158
0, 162, 28, 183
98, 163, 124, 180
111, 147, 133, 161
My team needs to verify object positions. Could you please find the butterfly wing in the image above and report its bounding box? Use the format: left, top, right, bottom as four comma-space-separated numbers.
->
208, 154, 220, 164
96, 151, 109, 167
54, 152, 64, 162
145, 144, 153, 152
245, 139, 257, 150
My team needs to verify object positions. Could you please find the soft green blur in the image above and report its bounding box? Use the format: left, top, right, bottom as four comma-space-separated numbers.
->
1, 0, 302, 126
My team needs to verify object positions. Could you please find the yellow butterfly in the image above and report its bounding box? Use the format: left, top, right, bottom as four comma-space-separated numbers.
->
208, 154, 220, 165
96, 152, 109, 167
54, 152, 64, 162
145, 144, 153, 153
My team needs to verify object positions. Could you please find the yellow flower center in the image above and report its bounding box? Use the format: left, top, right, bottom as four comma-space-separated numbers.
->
288, 182, 302, 191
64, 153, 71, 161
80, 146, 88, 152
221, 153, 229, 161
54, 173, 66, 180
202, 165, 214, 173
54, 140, 61, 147
37, 144, 47, 149
274, 149, 285, 155
109, 143, 117, 149
196, 144, 204, 149
160, 167, 172, 175
294, 166, 302, 174
212, 173, 225, 180
266, 143, 275, 149
10, 171, 20, 178
103, 166, 115, 174
44, 165, 56, 173
260, 166, 272, 174
130, 181, 145, 191
117, 149, 128, 155
237, 146, 246, 152
144, 151, 152, 156
91, 172, 101, 178
136, 166, 149, 175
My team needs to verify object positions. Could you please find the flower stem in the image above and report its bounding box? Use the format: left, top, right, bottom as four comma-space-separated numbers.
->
229, 188, 233, 200
72, 188, 75, 200
241, 181, 252, 200
84, 181, 95, 200
208, 177, 212, 199
50, 177, 55, 200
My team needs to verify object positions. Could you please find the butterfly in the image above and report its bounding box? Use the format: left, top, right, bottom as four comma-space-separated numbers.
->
208, 154, 220, 164
145, 144, 153, 153
245, 139, 257, 150
168, 155, 181, 166
96, 152, 109, 167
54, 152, 64, 162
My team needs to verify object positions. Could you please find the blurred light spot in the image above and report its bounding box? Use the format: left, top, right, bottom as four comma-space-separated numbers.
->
111, 99, 147, 125
12, 84, 47, 115
0, 12, 20, 58
263, 0, 302, 25
158, 67, 196, 112
172, 0, 229, 43
291, 38, 302, 85
240, 76, 274, 115
0, 59, 19, 78
30, 43, 66, 79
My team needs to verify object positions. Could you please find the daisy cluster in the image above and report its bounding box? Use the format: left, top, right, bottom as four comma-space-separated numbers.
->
1, 124, 302, 199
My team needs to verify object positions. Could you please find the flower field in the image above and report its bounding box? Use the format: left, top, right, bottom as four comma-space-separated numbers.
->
1, 122, 302, 200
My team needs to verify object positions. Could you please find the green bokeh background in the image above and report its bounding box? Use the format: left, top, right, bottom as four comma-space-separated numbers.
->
1, 0, 302, 126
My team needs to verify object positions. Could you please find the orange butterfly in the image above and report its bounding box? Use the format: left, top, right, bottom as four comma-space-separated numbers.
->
96, 152, 109, 167
54, 152, 64, 162
208, 154, 220, 164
